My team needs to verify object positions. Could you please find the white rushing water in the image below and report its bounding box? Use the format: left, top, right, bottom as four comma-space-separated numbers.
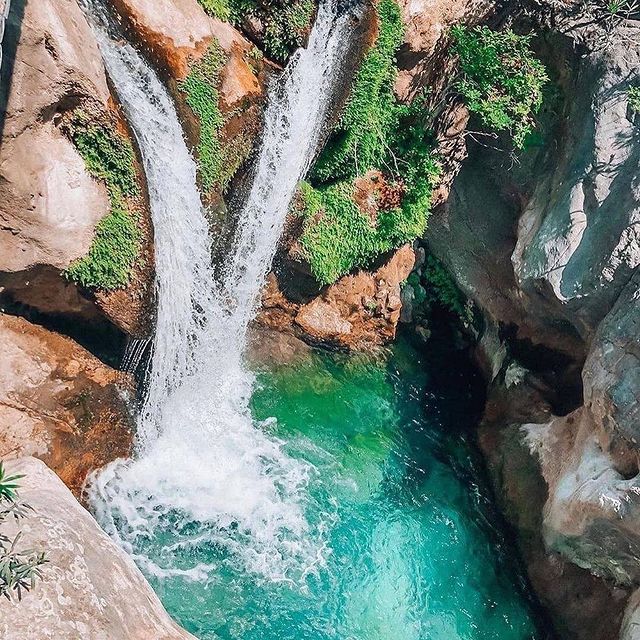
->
84, 0, 357, 581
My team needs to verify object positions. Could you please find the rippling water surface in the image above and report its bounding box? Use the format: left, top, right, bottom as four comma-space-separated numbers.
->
137, 337, 541, 640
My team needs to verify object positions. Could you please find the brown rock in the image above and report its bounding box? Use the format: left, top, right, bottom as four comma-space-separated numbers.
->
260, 245, 415, 349
0, 0, 111, 272
110, 0, 214, 79
0, 0, 154, 336
0, 313, 133, 498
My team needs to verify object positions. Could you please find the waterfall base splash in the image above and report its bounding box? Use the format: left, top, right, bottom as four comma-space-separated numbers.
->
84, 0, 359, 585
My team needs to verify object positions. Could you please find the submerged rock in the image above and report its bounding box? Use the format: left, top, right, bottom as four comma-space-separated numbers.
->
0, 313, 133, 497
0, 457, 196, 640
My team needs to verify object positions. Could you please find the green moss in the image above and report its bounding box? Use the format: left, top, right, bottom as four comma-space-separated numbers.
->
178, 41, 228, 193
65, 193, 141, 290
69, 110, 139, 198
451, 26, 549, 149
629, 86, 640, 114
64, 111, 142, 290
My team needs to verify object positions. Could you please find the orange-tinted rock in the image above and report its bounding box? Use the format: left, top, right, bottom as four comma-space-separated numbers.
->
111, 0, 262, 102
0, 313, 133, 498
259, 245, 415, 349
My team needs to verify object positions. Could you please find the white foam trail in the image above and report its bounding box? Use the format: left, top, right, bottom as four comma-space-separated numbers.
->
83, 0, 356, 582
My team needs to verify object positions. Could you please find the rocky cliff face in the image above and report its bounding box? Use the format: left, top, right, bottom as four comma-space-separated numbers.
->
0, 312, 133, 498
422, 3, 640, 637
0, 0, 154, 337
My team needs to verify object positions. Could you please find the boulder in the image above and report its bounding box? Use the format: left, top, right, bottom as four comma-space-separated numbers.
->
0, 0, 154, 336
0, 0, 111, 273
259, 245, 415, 349
0, 457, 195, 640
428, 21, 640, 356
0, 313, 133, 497
110, 0, 262, 108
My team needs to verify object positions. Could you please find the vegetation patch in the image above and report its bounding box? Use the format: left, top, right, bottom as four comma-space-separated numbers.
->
420, 255, 472, 324
296, 0, 441, 285
64, 110, 142, 290
0, 463, 47, 601
178, 41, 228, 193
451, 26, 549, 149
196, 0, 315, 63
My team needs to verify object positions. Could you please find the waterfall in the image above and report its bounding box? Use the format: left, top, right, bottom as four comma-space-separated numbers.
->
84, 0, 358, 582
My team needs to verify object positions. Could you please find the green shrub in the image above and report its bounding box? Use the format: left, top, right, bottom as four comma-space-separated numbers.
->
421, 255, 472, 324
65, 111, 142, 290
451, 26, 548, 149
65, 193, 141, 290
178, 41, 228, 193
312, 0, 404, 182
629, 86, 640, 114
298, 0, 441, 284
0, 463, 47, 602
197, 0, 315, 62
299, 151, 440, 285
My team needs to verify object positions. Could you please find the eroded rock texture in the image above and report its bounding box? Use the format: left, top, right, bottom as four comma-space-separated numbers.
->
0, 457, 196, 640
0, 0, 154, 336
0, 313, 133, 497
259, 244, 415, 349
438, 8, 640, 638
0, 0, 110, 273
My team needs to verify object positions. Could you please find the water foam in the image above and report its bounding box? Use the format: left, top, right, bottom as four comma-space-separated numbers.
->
83, 0, 356, 583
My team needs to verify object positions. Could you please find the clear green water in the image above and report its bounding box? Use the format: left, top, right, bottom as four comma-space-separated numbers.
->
138, 338, 542, 640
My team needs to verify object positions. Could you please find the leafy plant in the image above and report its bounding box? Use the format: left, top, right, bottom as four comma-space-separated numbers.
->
312, 0, 405, 182
420, 255, 472, 324
0, 463, 47, 602
196, 0, 315, 62
297, 0, 441, 285
451, 26, 549, 149
64, 110, 142, 290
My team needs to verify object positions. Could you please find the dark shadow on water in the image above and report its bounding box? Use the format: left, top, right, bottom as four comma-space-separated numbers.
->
395, 319, 558, 640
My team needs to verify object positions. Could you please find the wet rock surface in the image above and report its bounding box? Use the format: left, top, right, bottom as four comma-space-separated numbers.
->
259, 244, 415, 349
0, 313, 133, 498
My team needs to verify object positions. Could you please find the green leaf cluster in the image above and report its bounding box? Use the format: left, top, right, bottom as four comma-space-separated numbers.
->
412, 255, 472, 324
312, 0, 405, 182
451, 26, 548, 149
197, 0, 315, 63
0, 463, 47, 602
297, 0, 441, 285
65, 110, 142, 290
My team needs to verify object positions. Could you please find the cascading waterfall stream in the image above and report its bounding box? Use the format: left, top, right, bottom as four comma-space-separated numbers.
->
83, 0, 359, 583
